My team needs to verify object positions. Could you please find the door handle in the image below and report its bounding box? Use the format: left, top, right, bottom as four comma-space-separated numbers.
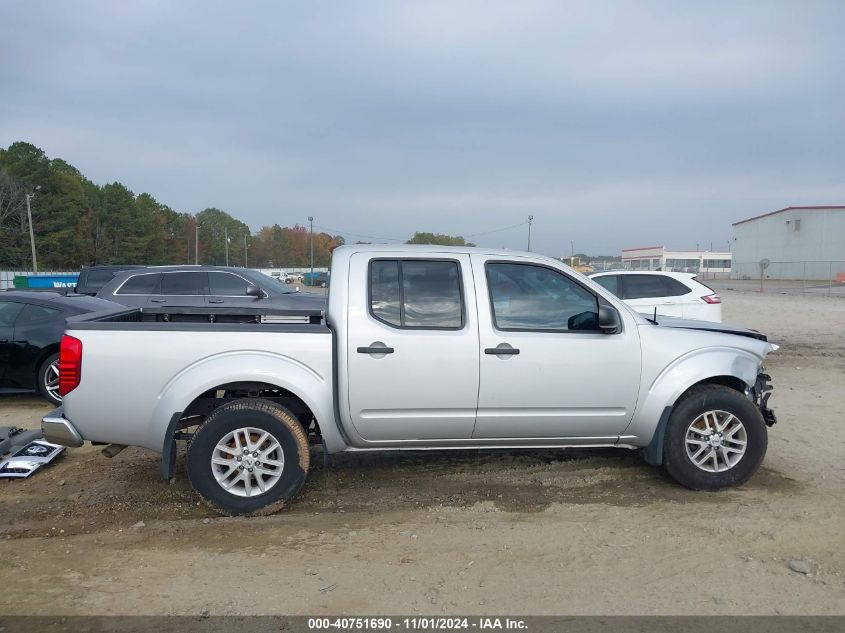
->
150, 298, 166, 303
357, 344, 394, 354
485, 346, 520, 355
208, 299, 224, 304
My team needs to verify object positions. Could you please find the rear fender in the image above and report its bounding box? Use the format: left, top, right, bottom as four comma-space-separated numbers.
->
148, 350, 343, 454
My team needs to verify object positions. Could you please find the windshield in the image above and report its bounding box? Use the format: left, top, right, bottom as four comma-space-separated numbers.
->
254, 272, 295, 294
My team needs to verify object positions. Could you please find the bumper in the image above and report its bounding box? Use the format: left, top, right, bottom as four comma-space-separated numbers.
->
753, 372, 777, 427
41, 406, 84, 448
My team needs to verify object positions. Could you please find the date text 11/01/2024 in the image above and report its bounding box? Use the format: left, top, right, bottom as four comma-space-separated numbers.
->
308, 617, 528, 630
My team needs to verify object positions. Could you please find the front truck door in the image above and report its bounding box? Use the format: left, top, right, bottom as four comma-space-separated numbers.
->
472, 256, 641, 441
346, 253, 480, 442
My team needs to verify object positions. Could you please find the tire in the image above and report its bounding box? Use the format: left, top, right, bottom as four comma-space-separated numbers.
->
37, 353, 61, 406
187, 399, 310, 515
663, 385, 767, 490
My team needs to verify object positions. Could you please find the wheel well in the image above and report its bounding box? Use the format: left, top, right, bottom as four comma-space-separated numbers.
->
675, 375, 747, 406
34, 345, 59, 378
181, 381, 320, 437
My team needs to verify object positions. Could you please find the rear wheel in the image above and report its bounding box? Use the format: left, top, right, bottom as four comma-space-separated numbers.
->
187, 399, 310, 515
663, 385, 767, 490
37, 353, 61, 406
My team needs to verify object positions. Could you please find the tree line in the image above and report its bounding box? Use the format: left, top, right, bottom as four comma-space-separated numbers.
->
0, 142, 476, 271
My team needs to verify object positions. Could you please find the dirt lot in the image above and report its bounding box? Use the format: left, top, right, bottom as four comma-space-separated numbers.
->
1, 291, 844, 616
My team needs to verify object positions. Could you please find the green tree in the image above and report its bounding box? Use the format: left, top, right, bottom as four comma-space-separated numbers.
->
196, 208, 251, 266
406, 232, 476, 247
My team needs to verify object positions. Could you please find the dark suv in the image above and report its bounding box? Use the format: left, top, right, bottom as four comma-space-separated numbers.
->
96, 266, 326, 311
74, 265, 147, 296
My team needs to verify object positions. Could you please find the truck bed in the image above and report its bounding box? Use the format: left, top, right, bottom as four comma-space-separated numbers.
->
61, 305, 334, 452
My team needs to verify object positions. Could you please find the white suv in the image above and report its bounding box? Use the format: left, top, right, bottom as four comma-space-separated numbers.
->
589, 271, 722, 322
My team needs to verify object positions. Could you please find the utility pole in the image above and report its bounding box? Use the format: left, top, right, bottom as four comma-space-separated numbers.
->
244, 233, 248, 268
195, 220, 199, 264
224, 226, 229, 266
25, 186, 40, 272
308, 216, 314, 282
527, 215, 534, 251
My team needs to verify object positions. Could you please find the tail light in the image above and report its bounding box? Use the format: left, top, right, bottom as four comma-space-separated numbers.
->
702, 294, 721, 304
59, 335, 82, 396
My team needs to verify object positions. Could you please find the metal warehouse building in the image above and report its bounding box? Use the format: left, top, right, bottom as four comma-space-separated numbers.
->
731, 206, 845, 280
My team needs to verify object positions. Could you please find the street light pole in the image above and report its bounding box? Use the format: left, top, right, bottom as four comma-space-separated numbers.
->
195, 219, 199, 264
25, 186, 40, 273
527, 215, 534, 251
308, 216, 314, 282
244, 233, 248, 268
224, 226, 229, 266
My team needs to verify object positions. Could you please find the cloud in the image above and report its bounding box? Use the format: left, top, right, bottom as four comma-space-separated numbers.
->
1, 0, 843, 255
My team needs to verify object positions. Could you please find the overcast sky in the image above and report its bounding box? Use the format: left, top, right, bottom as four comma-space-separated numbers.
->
2, 1, 843, 256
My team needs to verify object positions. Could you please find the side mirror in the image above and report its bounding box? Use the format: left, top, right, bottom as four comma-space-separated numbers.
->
245, 284, 263, 298
598, 305, 621, 333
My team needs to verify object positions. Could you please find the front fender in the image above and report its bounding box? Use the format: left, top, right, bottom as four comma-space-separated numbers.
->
623, 346, 763, 446
146, 350, 343, 454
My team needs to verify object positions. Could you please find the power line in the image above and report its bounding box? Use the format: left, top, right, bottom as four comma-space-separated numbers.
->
465, 220, 530, 239
312, 224, 404, 242
314, 220, 531, 243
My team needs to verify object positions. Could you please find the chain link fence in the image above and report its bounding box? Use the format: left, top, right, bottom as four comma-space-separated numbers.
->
716, 261, 845, 296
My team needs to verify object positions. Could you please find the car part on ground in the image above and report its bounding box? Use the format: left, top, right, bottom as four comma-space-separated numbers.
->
0, 438, 65, 478
0, 426, 44, 455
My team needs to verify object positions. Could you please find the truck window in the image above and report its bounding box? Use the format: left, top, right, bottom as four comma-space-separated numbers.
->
116, 273, 162, 295
209, 272, 251, 295
369, 259, 463, 329
161, 272, 209, 296
486, 262, 599, 331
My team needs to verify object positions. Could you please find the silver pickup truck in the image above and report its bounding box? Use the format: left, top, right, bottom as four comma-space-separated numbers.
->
43, 245, 778, 515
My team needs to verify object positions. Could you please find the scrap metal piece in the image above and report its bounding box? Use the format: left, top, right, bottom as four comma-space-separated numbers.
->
0, 440, 65, 479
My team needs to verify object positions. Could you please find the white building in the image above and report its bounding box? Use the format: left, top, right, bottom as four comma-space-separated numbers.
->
621, 246, 732, 277
731, 206, 845, 280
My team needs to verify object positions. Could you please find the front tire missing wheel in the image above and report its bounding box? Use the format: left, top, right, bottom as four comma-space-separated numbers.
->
187, 399, 310, 515
664, 385, 767, 490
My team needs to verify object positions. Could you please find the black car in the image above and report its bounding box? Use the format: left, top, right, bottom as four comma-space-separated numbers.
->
96, 266, 327, 312
74, 264, 147, 295
0, 291, 120, 405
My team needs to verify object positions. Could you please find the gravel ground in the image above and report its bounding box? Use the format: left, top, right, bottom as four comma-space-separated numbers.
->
1, 290, 843, 615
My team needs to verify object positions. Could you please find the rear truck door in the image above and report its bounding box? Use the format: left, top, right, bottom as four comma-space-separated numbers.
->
150, 271, 209, 308
346, 253, 480, 441
471, 255, 642, 441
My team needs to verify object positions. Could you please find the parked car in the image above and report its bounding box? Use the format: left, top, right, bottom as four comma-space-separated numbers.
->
74, 265, 147, 296
303, 272, 329, 287
589, 271, 722, 322
0, 291, 120, 405
95, 266, 326, 312
44, 245, 776, 515
284, 272, 304, 284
